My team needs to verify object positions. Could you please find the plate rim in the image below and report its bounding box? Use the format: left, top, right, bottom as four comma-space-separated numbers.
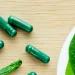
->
57, 27, 75, 75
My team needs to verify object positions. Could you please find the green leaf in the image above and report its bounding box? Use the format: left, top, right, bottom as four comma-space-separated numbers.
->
65, 61, 74, 75
69, 34, 75, 74
0, 59, 22, 75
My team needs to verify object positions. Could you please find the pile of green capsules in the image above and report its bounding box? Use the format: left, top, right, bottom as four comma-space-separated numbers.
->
0, 16, 50, 75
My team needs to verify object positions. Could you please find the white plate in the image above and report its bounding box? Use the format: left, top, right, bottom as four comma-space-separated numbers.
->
57, 27, 75, 75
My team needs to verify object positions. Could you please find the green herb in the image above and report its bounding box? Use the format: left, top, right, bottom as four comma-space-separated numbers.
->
65, 61, 74, 75
0, 59, 22, 75
66, 34, 75, 75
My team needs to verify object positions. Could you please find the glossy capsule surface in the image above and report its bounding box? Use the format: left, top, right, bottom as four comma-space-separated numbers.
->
0, 17, 17, 37
26, 44, 50, 63
0, 40, 4, 48
8, 16, 33, 33
28, 72, 37, 75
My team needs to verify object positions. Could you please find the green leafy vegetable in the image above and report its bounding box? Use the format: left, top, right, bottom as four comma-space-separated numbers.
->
0, 59, 22, 75
69, 34, 75, 74
66, 34, 75, 75
65, 61, 74, 75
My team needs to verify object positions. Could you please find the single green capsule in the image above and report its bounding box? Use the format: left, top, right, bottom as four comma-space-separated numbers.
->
28, 72, 37, 75
0, 40, 4, 48
0, 59, 22, 75
8, 16, 33, 33
0, 17, 17, 37
26, 44, 50, 63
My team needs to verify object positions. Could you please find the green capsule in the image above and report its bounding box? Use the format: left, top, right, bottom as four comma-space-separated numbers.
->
25, 44, 50, 63
28, 72, 37, 75
0, 40, 4, 48
0, 17, 17, 37
8, 16, 33, 33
